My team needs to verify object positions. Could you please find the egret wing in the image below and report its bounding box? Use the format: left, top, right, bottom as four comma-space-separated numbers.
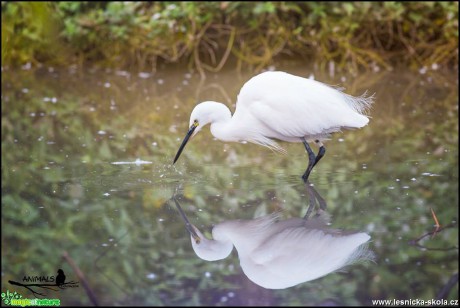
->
235, 72, 372, 141
247, 228, 371, 286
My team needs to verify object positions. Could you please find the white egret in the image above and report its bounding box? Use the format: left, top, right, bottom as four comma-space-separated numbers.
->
173, 71, 374, 181
173, 193, 374, 289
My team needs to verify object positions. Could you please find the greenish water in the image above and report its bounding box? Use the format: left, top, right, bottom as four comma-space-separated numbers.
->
1, 64, 458, 306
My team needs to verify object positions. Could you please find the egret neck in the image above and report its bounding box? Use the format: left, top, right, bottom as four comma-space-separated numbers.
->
194, 101, 239, 142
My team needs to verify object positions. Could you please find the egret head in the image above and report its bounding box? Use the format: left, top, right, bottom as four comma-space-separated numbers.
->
173, 195, 233, 261
190, 225, 234, 262
173, 101, 231, 164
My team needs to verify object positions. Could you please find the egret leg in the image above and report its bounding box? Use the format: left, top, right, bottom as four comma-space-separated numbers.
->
301, 139, 326, 182
308, 182, 327, 212
303, 181, 327, 220
303, 181, 315, 220
314, 140, 326, 167
301, 139, 316, 182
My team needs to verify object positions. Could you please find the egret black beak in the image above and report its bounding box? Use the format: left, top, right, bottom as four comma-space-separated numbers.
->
173, 197, 201, 244
173, 121, 198, 164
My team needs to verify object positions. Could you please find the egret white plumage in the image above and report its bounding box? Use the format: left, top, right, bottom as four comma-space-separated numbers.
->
173, 71, 374, 181
173, 194, 373, 289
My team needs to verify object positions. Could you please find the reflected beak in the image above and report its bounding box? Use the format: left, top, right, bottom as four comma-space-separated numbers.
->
173, 197, 201, 244
173, 123, 197, 164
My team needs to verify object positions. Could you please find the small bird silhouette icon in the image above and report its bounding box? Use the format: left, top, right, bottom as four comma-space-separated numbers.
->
56, 269, 66, 286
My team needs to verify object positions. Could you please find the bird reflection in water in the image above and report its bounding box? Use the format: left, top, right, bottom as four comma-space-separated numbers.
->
173, 183, 374, 289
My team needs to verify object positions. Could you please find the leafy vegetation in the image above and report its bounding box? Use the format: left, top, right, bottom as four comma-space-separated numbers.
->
2, 2, 458, 73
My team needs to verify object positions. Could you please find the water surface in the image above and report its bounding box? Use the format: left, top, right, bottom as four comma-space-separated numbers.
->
1, 64, 458, 305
